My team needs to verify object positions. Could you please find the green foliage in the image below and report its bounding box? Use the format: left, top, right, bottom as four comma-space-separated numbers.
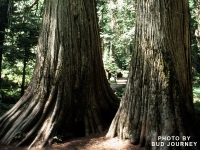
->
1, 57, 35, 102
14, 131, 25, 139
0, 100, 13, 117
1, 0, 43, 100
189, 0, 200, 74
3, 0, 42, 66
0, 78, 20, 113
0, 71, 22, 101
104, 56, 119, 71
97, 0, 136, 70
193, 73, 200, 86
2, 60, 35, 85
193, 86, 200, 101
113, 85, 126, 98
193, 85, 200, 123
53, 136, 63, 142
194, 101, 200, 112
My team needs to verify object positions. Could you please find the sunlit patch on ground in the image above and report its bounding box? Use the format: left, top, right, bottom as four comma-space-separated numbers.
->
48, 131, 145, 150
0, 131, 144, 150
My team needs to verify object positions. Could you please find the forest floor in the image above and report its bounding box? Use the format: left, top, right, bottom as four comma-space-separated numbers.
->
0, 77, 144, 150
110, 77, 127, 89
0, 131, 145, 150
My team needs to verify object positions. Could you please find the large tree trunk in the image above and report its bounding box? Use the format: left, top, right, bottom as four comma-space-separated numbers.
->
107, 0, 200, 149
0, 0, 119, 148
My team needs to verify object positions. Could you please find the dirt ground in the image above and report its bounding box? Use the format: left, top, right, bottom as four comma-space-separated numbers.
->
0, 131, 145, 150
110, 77, 127, 89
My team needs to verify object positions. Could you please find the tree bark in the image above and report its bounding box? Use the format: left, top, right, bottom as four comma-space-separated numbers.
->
0, 0, 119, 148
107, 0, 200, 149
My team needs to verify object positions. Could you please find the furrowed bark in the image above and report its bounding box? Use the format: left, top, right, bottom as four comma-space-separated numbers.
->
107, 0, 200, 150
0, 0, 119, 148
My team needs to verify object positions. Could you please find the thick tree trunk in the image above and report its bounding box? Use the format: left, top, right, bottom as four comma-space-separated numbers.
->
107, 0, 200, 149
0, 0, 119, 148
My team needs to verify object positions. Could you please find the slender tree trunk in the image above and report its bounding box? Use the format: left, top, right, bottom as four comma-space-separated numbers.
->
0, 0, 119, 148
0, 34, 3, 86
107, 0, 200, 149
109, 12, 116, 59
21, 47, 28, 96
0, 0, 8, 86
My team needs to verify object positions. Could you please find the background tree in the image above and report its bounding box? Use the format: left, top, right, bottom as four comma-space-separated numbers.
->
97, 0, 136, 71
106, 0, 200, 149
189, 0, 200, 82
1, 0, 43, 101
0, 0, 9, 86
0, 0, 119, 148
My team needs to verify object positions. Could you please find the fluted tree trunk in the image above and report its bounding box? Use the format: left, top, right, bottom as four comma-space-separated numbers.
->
107, 0, 200, 149
0, 0, 119, 148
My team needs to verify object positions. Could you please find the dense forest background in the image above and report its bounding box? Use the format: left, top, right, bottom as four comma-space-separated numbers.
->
0, 0, 200, 116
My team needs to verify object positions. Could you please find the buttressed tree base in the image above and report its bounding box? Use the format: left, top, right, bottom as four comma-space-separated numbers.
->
106, 0, 200, 150
0, 0, 119, 148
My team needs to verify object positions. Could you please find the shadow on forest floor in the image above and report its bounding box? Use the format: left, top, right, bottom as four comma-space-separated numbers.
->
0, 130, 144, 150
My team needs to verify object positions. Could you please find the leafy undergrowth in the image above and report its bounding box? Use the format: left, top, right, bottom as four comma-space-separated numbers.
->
113, 84, 126, 98
193, 86, 200, 124
0, 100, 14, 116
109, 77, 127, 97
